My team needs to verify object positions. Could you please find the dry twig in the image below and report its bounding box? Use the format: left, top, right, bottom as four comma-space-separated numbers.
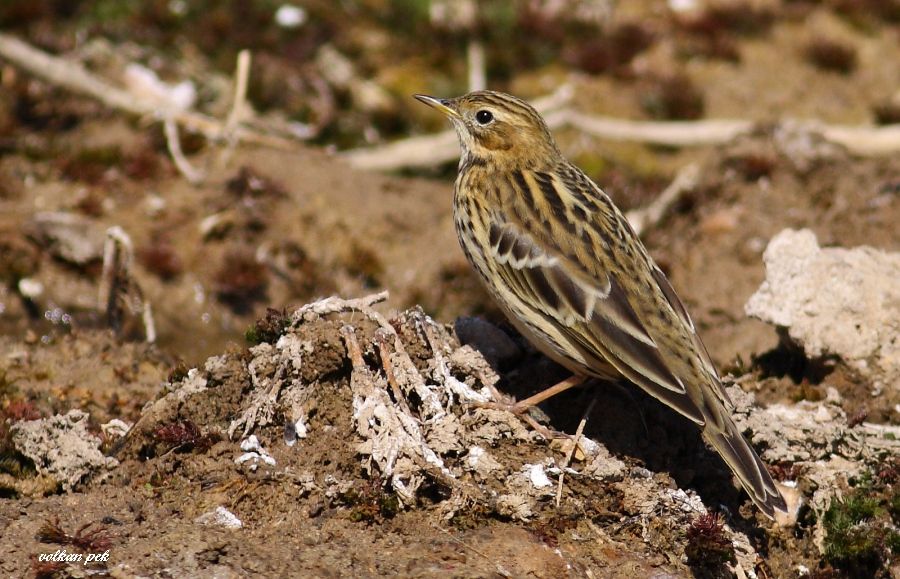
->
626, 163, 701, 237
3, 31, 898, 177
344, 107, 900, 171
163, 117, 204, 184
225, 49, 252, 135
99, 226, 155, 343
0, 32, 295, 150
555, 396, 598, 508
467, 40, 486, 92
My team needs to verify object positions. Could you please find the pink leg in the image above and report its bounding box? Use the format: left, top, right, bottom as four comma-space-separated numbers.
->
509, 374, 588, 414
478, 375, 587, 415
476, 375, 589, 440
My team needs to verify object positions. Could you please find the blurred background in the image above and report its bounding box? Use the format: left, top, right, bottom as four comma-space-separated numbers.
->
0, 0, 897, 389
1, 2, 899, 576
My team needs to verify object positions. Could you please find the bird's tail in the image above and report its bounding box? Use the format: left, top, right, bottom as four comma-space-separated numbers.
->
704, 414, 787, 518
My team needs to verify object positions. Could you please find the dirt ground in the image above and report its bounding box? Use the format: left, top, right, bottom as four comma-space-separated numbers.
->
1, 1, 899, 578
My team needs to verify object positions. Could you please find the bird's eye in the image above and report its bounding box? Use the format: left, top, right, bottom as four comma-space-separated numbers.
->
475, 110, 494, 125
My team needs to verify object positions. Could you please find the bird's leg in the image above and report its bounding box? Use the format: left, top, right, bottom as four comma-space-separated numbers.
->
508, 374, 587, 414
473, 374, 588, 440
475, 374, 587, 414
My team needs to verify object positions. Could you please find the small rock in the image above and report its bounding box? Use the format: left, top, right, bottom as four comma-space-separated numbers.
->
17, 277, 43, 299
195, 506, 243, 529
24, 212, 106, 265
275, 4, 306, 28
746, 228, 900, 394
11, 409, 118, 491
236, 435, 276, 470
100, 419, 132, 439
523, 463, 553, 489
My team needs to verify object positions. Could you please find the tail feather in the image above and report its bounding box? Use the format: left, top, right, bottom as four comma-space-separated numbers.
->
704, 416, 787, 518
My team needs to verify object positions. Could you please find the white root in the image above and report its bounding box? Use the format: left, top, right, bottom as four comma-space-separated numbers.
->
626, 163, 701, 237
0, 32, 295, 150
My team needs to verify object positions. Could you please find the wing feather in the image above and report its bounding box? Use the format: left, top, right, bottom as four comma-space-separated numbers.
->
650, 264, 729, 405
488, 217, 705, 424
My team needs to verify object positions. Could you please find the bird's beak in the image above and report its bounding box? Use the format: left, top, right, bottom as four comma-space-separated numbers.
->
414, 94, 461, 119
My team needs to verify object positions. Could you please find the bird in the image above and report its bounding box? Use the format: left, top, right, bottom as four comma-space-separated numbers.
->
414, 90, 787, 518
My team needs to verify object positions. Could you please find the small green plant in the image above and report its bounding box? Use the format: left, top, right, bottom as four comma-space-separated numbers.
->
245, 307, 289, 345
341, 478, 401, 524
821, 458, 900, 577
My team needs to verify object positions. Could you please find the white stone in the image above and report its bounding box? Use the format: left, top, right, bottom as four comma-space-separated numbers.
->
746, 229, 900, 394
195, 506, 243, 529
275, 5, 306, 28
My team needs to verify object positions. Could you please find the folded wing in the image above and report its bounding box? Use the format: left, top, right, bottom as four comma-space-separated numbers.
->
487, 218, 706, 425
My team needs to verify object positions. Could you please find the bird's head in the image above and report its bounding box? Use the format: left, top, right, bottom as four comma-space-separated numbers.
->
415, 90, 561, 169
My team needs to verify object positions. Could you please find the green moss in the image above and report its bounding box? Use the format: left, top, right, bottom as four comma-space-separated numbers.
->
245, 308, 289, 345
886, 529, 900, 553
88, 0, 142, 24
822, 495, 879, 566
572, 153, 607, 180
341, 479, 401, 524
378, 493, 401, 519
448, 502, 490, 530
821, 462, 900, 576
888, 490, 900, 523
0, 455, 36, 478
166, 361, 189, 384
244, 327, 260, 345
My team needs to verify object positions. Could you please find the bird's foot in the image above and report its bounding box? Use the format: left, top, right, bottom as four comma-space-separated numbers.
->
469, 399, 570, 441
469, 375, 589, 440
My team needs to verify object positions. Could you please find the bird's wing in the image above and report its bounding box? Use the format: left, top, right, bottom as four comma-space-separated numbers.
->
648, 262, 732, 407
489, 164, 741, 423
486, 212, 707, 425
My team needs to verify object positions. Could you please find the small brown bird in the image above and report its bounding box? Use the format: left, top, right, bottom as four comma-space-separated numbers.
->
415, 90, 786, 518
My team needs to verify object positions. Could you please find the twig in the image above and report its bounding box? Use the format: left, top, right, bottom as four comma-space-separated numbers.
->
289, 292, 446, 417
163, 117, 204, 184
291, 292, 448, 413
315, 44, 391, 114
341, 324, 365, 367
99, 225, 154, 342
375, 330, 415, 416
555, 396, 597, 508
565, 111, 754, 147
467, 40, 486, 92
340, 323, 464, 503
626, 163, 700, 237
98, 227, 131, 313
819, 123, 900, 156
291, 291, 390, 323
225, 49, 252, 135
419, 319, 491, 404
0, 32, 295, 150
344, 106, 900, 171
142, 302, 157, 344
